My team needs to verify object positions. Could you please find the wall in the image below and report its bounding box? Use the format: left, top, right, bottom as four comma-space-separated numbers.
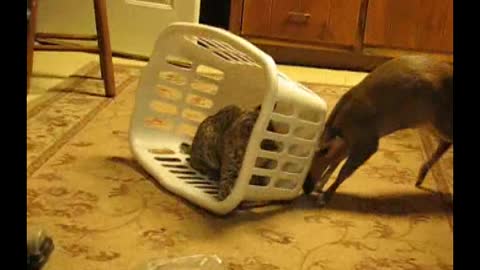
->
36, 0, 201, 57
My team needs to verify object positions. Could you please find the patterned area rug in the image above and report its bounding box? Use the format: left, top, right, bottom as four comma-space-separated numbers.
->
27, 62, 142, 177
27, 63, 453, 270
418, 130, 454, 200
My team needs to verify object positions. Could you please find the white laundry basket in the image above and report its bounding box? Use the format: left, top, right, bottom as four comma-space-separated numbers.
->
129, 23, 327, 215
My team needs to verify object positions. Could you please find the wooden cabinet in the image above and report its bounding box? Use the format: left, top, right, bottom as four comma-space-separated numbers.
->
242, 0, 363, 48
230, 0, 453, 71
241, 0, 272, 38
364, 0, 453, 53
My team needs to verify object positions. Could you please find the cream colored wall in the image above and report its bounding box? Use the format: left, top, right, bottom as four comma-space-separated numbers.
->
107, 0, 200, 56
36, 0, 200, 57
36, 0, 95, 34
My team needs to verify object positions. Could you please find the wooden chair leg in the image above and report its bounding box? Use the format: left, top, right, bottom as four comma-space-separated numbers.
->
27, 0, 39, 95
93, 0, 116, 98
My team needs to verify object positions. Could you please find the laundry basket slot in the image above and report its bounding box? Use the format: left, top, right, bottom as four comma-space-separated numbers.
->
281, 162, 304, 174
287, 144, 312, 157
273, 100, 295, 116
162, 164, 189, 169
185, 35, 260, 67
260, 140, 283, 152
165, 55, 193, 70
274, 178, 299, 189
254, 157, 278, 169
154, 157, 182, 162
249, 175, 271, 186
169, 170, 197, 175
190, 80, 219, 95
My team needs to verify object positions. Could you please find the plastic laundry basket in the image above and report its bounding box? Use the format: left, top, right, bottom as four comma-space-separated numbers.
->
129, 23, 328, 215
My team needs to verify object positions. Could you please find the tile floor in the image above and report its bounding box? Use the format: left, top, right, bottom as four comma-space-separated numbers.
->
28, 51, 369, 104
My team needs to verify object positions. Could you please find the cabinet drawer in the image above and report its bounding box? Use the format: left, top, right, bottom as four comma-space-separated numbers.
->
242, 0, 363, 47
270, 0, 362, 47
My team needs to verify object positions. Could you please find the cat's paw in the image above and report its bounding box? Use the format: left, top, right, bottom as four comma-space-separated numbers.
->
217, 181, 232, 201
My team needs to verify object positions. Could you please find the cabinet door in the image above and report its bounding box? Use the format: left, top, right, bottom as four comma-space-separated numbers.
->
241, 0, 273, 37
364, 0, 453, 53
242, 0, 363, 48
270, 0, 362, 47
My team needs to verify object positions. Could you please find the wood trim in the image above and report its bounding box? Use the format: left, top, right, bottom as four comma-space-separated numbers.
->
247, 36, 354, 52
246, 36, 452, 70
110, 51, 149, 62
34, 44, 100, 53
93, 0, 116, 97
363, 47, 453, 63
27, 0, 39, 94
36, 38, 87, 48
252, 41, 389, 72
36, 33, 98, 41
247, 38, 453, 71
229, 0, 245, 34
364, 44, 454, 58
354, 0, 369, 52
35, 38, 150, 62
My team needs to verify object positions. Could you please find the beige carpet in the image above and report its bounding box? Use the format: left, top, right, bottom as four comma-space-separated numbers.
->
27, 63, 453, 270
418, 129, 454, 212
27, 62, 142, 177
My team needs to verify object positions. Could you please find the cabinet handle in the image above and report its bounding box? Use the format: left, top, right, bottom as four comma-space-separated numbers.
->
287, 11, 311, 24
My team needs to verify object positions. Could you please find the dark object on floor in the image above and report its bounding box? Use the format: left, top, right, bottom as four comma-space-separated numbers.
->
27, 228, 54, 270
